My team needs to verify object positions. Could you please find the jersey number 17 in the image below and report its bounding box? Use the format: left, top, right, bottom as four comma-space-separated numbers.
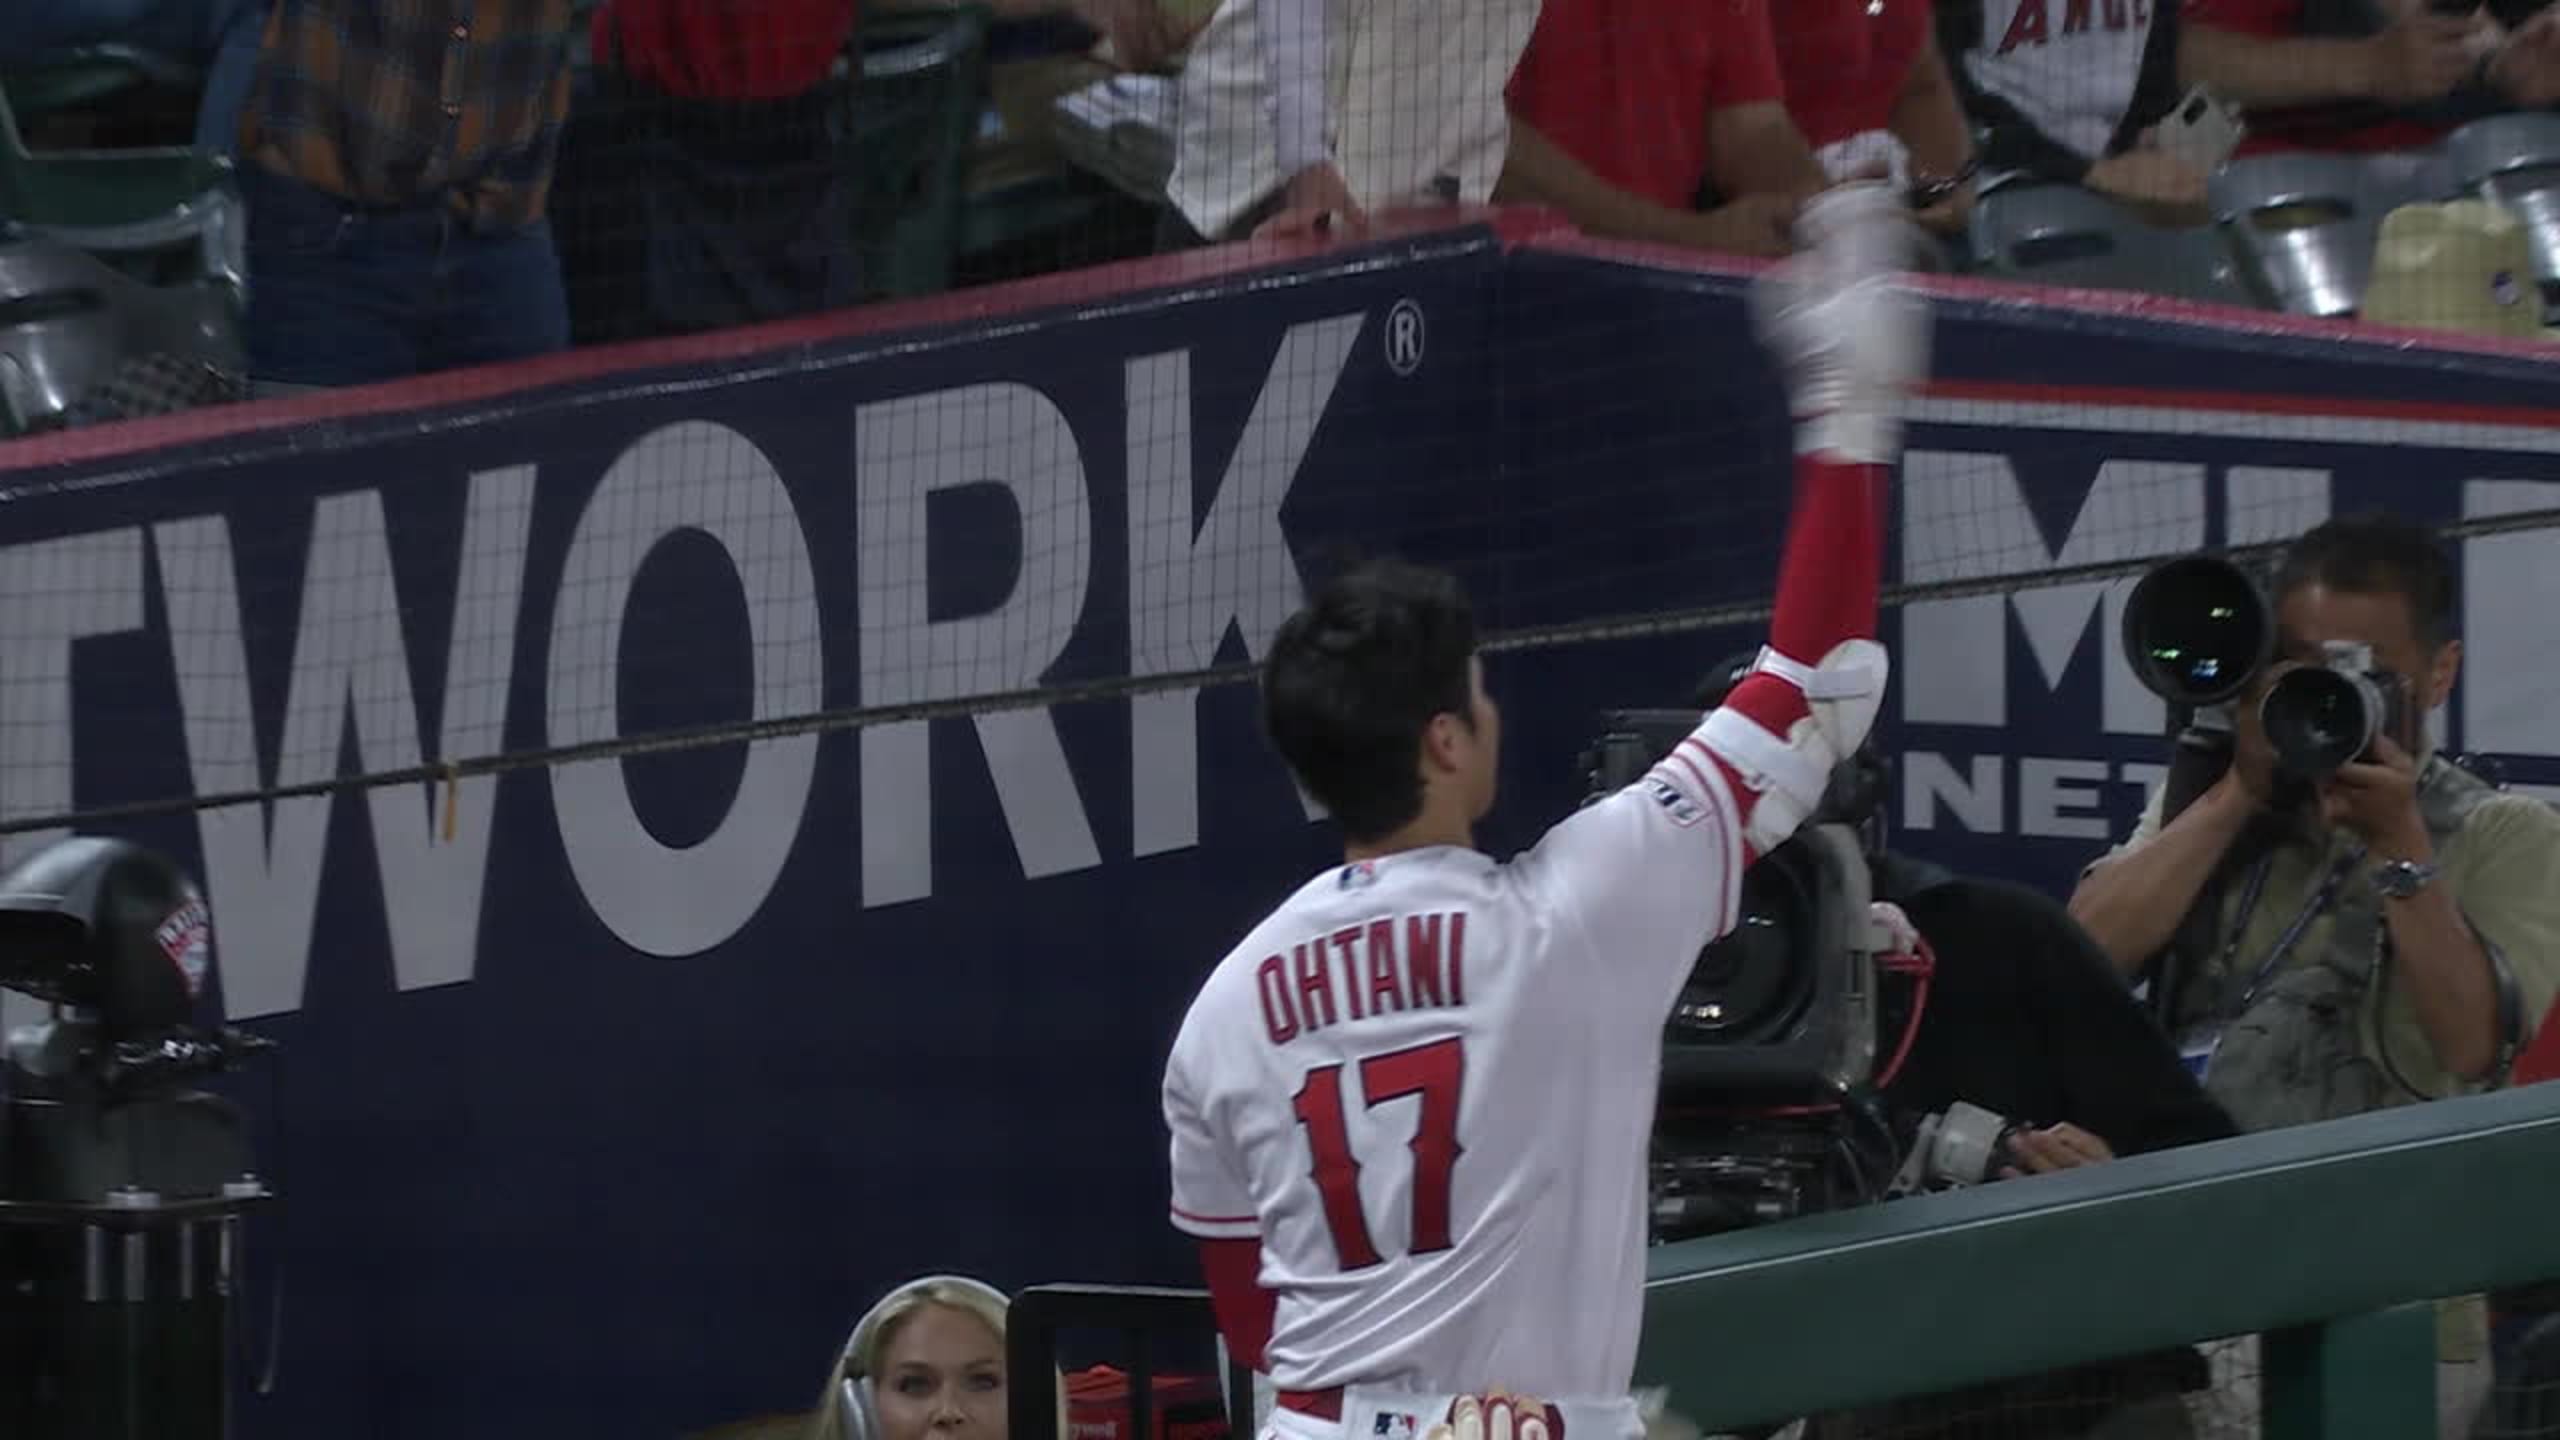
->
1290, 1036, 1467, 1271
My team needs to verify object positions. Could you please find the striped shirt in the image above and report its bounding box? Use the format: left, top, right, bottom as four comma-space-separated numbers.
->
240, 0, 576, 231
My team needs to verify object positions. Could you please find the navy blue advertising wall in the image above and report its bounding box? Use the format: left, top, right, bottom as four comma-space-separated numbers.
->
2, 220, 2558, 1436
1501, 241, 2560, 900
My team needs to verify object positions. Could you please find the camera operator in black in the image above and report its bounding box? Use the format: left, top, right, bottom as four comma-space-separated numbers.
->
1693, 652, 2239, 1166
1689, 655, 2236, 1440
2070, 514, 2560, 1439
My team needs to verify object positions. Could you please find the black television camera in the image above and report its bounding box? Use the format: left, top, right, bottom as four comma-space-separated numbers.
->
0, 837, 276, 1440
2121, 553, 2422, 791
1581, 704, 2052, 1244
1576, 711, 1911, 1241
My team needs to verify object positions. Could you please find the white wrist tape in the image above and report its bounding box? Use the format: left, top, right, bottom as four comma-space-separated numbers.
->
1798, 409, 1904, 468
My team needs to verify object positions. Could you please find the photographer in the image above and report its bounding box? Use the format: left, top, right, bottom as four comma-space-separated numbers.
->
2070, 514, 2560, 1126
2069, 513, 2560, 1439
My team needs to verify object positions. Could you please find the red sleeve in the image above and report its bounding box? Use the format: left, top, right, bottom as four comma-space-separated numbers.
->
594, 0, 863, 99
1196, 1238, 1276, 1373
2182, 0, 2298, 38
1764, 452, 1884, 663
1703, 452, 1887, 858
1706, 0, 1788, 108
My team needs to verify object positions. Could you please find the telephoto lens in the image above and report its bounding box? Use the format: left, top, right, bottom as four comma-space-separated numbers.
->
2260, 641, 2407, 779
2120, 554, 2274, 708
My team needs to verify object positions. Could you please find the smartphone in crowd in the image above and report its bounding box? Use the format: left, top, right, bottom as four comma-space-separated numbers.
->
2154, 86, 2247, 174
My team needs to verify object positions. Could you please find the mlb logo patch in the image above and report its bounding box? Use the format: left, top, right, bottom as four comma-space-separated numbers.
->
1645, 776, 1705, 828
1339, 860, 1379, 890
1374, 1413, 1418, 1438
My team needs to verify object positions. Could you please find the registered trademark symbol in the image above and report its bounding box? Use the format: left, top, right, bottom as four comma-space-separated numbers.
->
1384, 300, 1427, 377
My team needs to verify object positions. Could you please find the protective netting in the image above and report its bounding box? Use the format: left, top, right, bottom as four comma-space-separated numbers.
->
9, 0, 2560, 437
6, 3, 2560, 836
7, 3, 2560, 832
11, 11, 2560, 1438
1, 426, 2555, 840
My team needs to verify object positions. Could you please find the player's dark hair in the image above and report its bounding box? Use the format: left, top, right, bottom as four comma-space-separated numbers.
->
1262, 556, 1479, 843
2274, 512, 2457, 651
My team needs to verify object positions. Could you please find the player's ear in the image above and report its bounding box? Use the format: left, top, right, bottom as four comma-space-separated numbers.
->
1421, 711, 1465, 775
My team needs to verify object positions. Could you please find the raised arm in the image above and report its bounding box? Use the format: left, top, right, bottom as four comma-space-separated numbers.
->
1519, 184, 1927, 999
2069, 776, 2258, 978
1703, 183, 1923, 862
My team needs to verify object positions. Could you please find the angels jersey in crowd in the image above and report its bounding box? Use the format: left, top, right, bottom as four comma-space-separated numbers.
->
1162, 746, 1744, 1401
1961, 0, 2161, 159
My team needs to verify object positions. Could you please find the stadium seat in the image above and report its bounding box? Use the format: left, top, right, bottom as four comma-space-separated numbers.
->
958, 59, 1114, 275
2211, 151, 2429, 318
1967, 181, 2255, 309
0, 65, 244, 305
849, 6, 994, 301
2448, 112, 2560, 326
0, 44, 203, 130
0, 236, 243, 437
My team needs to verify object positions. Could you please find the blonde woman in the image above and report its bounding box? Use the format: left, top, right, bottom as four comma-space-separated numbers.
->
809, 1276, 1066, 1440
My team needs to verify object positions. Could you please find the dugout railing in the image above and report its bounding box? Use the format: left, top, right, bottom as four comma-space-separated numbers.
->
1010, 1082, 2560, 1440
1641, 1080, 2560, 1438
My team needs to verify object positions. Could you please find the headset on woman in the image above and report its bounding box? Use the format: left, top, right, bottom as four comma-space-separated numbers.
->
826, 1275, 1013, 1440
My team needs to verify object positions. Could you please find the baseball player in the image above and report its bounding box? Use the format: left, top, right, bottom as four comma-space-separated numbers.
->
1161, 180, 1929, 1440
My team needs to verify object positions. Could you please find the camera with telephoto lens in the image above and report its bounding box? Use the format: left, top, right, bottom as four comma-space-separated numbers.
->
2121, 553, 2416, 780
2259, 641, 2414, 779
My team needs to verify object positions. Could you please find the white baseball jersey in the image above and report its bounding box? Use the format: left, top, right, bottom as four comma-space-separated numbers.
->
1162, 729, 1747, 1399
1960, 0, 2161, 161
1167, 0, 1542, 241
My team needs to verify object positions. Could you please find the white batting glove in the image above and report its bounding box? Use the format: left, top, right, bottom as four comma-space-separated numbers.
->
1748, 182, 1932, 465
1427, 1391, 1562, 1440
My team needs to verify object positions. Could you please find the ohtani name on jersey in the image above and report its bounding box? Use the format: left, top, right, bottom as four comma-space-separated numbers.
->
1254, 911, 1469, 1046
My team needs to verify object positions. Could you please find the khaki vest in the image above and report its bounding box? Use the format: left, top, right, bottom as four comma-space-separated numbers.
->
2200, 757, 2509, 1135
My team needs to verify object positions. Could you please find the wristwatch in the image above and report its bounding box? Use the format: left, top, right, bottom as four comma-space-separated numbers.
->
2373, 858, 2440, 900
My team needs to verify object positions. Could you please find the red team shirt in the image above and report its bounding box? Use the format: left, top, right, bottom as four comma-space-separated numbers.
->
594, 0, 862, 101
1768, 0, 1931, 148
1165, 732, 1748, 1397
1505, 0, 1788, 209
